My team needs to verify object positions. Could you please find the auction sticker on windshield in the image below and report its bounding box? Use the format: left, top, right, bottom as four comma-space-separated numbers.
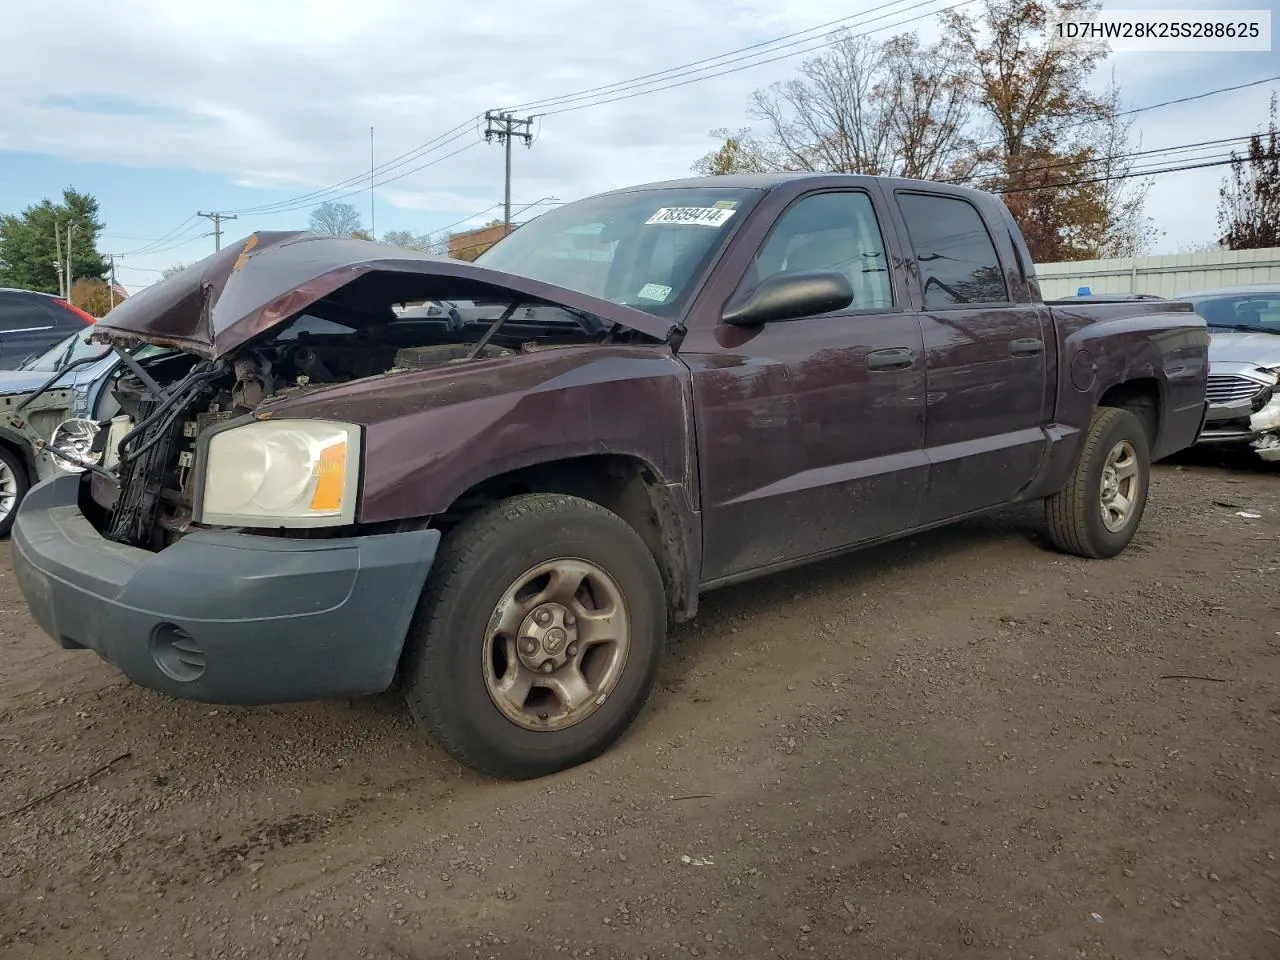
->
644, 207, 737, 226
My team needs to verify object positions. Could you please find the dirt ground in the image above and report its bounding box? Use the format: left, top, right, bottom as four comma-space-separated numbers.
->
1, 452, 1278, 960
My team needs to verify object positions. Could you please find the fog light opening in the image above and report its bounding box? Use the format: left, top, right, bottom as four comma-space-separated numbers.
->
150, 622, 206, 682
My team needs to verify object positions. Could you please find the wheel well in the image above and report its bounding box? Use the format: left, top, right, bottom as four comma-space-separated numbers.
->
1098, 379, 1161, 447
436, 455, 695, 620
0, 435, 31, 483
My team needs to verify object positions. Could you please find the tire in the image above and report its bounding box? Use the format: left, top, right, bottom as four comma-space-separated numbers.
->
1045, 406, 1151, 559
0, 445, 30, 540
402, 493, 666, 780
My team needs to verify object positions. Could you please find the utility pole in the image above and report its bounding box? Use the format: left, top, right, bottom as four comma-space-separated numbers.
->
107, 254, 118, 310
54, 221, 64, 297
66, 222, 78, 300
197, 211, 238, 252
484, 111, 535, 235
369, 126, 376, 240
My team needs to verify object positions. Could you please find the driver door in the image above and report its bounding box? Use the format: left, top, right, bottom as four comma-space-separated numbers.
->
681, 188, 928, 583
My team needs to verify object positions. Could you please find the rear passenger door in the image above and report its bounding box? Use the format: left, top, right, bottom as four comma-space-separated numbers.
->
890, 191, 1049, 523
0, 292, 83, 370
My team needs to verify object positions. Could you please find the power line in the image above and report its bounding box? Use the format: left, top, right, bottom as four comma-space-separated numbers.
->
223, 118, 484, 217
949, 133, 1259, 185
539, 1, 977, 117
207, 1, 956, 221
960, 72, 1280, 157
116, 216, 199, 257
996, 150, 1273, 195
503, 0, 947, 113
232, 136, 486, 219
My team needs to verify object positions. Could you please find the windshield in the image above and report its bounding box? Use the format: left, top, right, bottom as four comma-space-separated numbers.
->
476, 187, 763, 317
1189, 293, 1280, 334
18, 332, 111, 372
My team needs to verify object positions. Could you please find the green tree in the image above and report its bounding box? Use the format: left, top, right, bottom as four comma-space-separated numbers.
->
0, 188, 106, 293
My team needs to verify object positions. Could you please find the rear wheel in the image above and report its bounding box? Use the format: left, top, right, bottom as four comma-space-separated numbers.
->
0, 446, 30, 539
402, 493, 666, 779
1045, 406, 1150, 559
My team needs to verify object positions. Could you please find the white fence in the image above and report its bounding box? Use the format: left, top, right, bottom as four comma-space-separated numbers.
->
1033, 247, 1280, 300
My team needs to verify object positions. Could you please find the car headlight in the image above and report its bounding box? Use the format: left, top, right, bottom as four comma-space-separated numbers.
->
49, 417, 102, 473
198, 419, 360, 527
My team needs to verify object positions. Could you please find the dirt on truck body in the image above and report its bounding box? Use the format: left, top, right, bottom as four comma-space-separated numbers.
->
9, 172, 1210, 780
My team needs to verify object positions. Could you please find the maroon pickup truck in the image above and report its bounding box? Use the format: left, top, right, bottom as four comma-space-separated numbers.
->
11, 173, 1209, 779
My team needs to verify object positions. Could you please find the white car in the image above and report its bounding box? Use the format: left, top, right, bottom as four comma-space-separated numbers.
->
1183, 284, 1280, 462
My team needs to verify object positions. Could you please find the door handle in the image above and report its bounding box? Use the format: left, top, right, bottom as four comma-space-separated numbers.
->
1010, 338, 1043, 357
865, 347, 916, 371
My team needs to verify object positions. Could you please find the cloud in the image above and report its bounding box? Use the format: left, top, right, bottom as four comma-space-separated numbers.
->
2, 0, 1277, 258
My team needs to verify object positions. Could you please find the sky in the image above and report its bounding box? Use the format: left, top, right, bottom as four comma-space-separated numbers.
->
2, 0, 1277, 292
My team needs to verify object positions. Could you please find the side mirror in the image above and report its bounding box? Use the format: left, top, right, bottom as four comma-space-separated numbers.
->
722, 270, 854, 326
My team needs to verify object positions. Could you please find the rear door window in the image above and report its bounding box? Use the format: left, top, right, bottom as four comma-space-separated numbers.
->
897, 193, 1009, 309
0, 291, 61, 332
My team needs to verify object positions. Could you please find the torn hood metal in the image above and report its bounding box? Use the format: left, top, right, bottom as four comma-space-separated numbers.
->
91, 231, 680, 359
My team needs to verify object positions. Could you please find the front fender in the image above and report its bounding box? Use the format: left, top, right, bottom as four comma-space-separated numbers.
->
258, 345, 695, 524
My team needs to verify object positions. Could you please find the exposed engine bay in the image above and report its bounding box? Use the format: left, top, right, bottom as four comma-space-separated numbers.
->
75, 298, 640, 551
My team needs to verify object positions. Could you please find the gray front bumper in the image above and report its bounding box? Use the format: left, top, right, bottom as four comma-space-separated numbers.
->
10, 475, 439, 704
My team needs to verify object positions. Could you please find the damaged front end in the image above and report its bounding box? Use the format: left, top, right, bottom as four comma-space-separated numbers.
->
69, 231, 678, 551
1198, 364, 1280, 463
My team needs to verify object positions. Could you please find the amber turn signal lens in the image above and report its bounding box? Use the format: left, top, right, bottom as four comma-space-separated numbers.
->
310, 441, 347, 512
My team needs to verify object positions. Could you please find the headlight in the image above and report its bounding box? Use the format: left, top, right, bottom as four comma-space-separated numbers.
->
198, 419, 360, 527
49, 417, 102, 473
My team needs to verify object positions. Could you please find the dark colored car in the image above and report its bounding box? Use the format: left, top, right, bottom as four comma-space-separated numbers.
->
0, 288, 96, 370
10, 173, 1210, 780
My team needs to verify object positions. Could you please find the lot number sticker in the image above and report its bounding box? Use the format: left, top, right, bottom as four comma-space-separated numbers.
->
644, 207, 737, 227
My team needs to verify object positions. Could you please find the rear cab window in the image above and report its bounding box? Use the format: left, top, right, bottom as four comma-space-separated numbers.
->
896, 193, 1010, 309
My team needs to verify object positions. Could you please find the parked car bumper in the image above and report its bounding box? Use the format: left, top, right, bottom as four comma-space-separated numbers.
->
10, 475, 439, 704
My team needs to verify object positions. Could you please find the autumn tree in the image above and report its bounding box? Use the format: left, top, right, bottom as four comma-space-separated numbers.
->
692, 127, 782, 176
941, 0, 1134, 261
308, 201, 363, 236
1218, 92, 1280, 250
70, 277, 115, 317
0, 188, 106, 293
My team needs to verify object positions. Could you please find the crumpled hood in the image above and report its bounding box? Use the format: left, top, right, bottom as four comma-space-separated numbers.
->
90, 231, 679, 359
1208, 330, 1280, 369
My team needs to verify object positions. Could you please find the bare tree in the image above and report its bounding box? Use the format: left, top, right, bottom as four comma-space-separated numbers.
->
1218, 92, 1280, 250
1083, 76, 1156, 258
702, 31, 974, 180
748, 33, 896, 174
309, 201, 363, 237
876, 34, 977, 180
161, 262, 189, 280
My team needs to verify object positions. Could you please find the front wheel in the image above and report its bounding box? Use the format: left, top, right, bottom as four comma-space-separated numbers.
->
401, 493, 666, 779
1045, 406, 1151, 559
0, 445, 30, 539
